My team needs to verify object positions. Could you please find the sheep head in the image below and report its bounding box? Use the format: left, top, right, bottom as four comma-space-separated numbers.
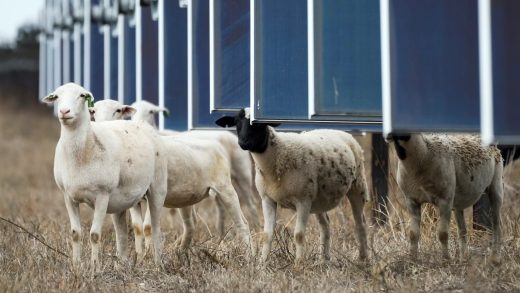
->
215, 108, 280, 153
130, 100, 169, 128
90, 99, 136, 122
41, 83, 94, 127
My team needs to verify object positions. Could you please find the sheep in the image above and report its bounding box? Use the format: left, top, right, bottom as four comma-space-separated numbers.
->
215, 108, 369, 264
90, 99, 252, 253
92, 99, 260, 234
386, 133, 503, 260
41, 83, 168, 270
131, 101, 259, 229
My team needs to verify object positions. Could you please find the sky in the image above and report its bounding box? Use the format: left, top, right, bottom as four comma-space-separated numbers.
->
0, 0, 45, 43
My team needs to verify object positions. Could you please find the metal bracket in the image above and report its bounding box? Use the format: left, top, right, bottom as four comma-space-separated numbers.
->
179, 0, 188, 9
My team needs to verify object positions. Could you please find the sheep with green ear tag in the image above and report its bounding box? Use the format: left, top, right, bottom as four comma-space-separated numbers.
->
41, 83, 168, 271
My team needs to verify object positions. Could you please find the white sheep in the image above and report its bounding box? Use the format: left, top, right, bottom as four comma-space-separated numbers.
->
90, 99, 252, 252
41, 83, 168, 270
216, 109, 369, 263
387, 133, 503, 260
131, 101, 259, 229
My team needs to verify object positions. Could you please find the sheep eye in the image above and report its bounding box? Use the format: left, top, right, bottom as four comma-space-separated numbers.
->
116, 109, 122, 113
149, 110, 154, 114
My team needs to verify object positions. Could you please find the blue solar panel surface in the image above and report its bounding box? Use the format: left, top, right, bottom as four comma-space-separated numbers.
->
212, 0, 250, 111
163, 0, 188, 131
89, 23, 104, 100
253, 0, 308, 120
389, 0, 480, 132
491, 0, 520, 141
122, 17, 136, 106
141, 6, 159, 106
191, 0, 233, 128
109, 30, 117, 99
314, 0, 381, 119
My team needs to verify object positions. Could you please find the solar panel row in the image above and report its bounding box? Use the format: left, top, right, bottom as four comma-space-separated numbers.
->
39, 0, 520, 143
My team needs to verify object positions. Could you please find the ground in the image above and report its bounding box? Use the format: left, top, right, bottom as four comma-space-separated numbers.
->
1, 96, 520, 292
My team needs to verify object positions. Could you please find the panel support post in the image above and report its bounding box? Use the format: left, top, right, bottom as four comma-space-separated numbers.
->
473, 196, 492, 231
371, 133, 389, 226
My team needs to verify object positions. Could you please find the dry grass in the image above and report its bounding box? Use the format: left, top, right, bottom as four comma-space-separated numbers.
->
1, 97, 520, 292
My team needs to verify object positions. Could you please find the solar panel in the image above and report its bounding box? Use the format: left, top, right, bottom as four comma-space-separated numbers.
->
61, 0, 74, 84
188, 0, 234, 129
117, 14, 136, 106
46, 1, 54, 94
309, 0, 382, 124
209, 0, 250, 112
481, 0, 520, 144
382, 0, 480, 135
83, 0, 104, 100
72, 0, 83, 84
158, 0, 188, 131
136, 4, 159, 106
250, 0, 380, 131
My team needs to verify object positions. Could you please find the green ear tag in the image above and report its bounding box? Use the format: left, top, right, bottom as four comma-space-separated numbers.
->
85, 94, 94, 108
163, 111, 170, 118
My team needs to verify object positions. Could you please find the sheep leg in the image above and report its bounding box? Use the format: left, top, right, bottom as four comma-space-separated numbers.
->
146, 190, 165, 266
142, 197, 153, 254
406, 199, 421, 259
437, 200, 452, 260
214, 196, 226, 238
129, 204, 145, 261
294, 200, 311, 262
89, 194, 109, 272
488, 176, 503, 260
315, 213, 331, 261
179, 206, 195, 249
64, 194, 82, 269
111, 211, 129, 261
168, 208, 178, 230
260, 196, 277, 263
214, 186, 252, 252
454, 209, 467, 258
347, 194, 368, 260
232, 176, 260, 229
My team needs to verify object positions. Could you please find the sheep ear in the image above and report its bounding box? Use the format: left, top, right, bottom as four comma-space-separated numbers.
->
81, 92, 95, 107
88, 108, 96, 121
42, 93, 58, 104
122, 106, 136, 119
268, 123, 281, 128
215, 116, 236, 128
162, 108, 170, 118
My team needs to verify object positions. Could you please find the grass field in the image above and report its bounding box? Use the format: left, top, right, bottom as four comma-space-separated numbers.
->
1, 95, 520, 292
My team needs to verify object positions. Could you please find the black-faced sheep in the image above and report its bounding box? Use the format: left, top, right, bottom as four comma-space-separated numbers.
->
216, 109, 369, 263
387, 133, 503, 260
